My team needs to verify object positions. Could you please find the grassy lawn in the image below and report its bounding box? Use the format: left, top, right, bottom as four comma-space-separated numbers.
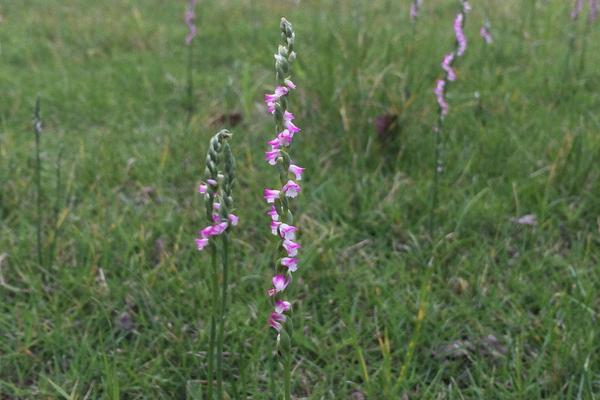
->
1, 0, 599, 398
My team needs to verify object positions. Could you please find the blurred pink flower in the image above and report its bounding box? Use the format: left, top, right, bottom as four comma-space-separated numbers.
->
434, 79, 449, 117
184, 0, 197, 45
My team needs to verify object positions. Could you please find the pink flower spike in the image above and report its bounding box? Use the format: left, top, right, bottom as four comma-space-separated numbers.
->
195, 237, 209, 251
213, 202, 221, 210
268, 138, 281, 149
271, 220, 282, 235
279, 223, 297, 240
212, 214, 221, 223
288, 164, 305, 180
277, 130, 294, 147
282, 239, 301, 257
264, 188, 281, 203
228, 214, 239, 226
441, 53, 456, 81
274, 86, 289, 97
590, 0, 598, 22
281, 257, 298, 272
410, 0, 422, 21
410, 3, 418, 21
454, 13, 467, 57
267, 206, 280, 221
265, 149, 280, 165
572, 0, 584, 19
198, 184, 207, 194
275, 300, 291, 314
207, 179, 217, 186
434, 79, 449, 117
184, 0, 197, 45
264, 93, 278, 103
282, 180, 301, 198
284, 79, 296, 89
480, 25, 493, 44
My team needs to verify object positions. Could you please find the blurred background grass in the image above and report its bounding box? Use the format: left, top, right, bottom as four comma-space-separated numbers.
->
1, 0, 599, 398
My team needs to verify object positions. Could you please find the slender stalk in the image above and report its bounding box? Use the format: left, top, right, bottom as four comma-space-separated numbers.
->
284, 326, 292, 400
578, 18, 591, 75
216, 233, 229, 399
207, 242, 218, 400
184, 0, 197, 121
428, 117, 443, 239
263, 18, 301, 400
34, 97, 43, 268
187, 43, 194, 120
269, 349, 277, 398
48, 146, 64, 267
197, 130, 235, 399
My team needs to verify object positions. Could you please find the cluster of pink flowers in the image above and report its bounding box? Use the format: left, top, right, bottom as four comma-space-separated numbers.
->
263, 80, 304, 331
480, 22, 493, 45
441, 52, 456, 82
434, 79, 448, 117
454, 13, 467, 56
410, 0, 423, 22
434, 1, 470, 118
572, 0, 584, 19
572, 0, 599, 21
264, 18, 303, 336
263, 84, 301, 163
184, 0, 197, 45
195, 180, 238, 251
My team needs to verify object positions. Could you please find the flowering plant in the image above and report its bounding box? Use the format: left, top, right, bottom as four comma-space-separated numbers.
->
195, 129, 236, 400
262, 17, 303, 400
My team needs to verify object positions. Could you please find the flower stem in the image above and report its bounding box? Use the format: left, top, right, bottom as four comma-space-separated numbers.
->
284, 331, 291, 400
428, 116, 443, 239
269, 349, 277, 398
187, 44, 194, 120
216, 233, 229, 400
207, 242, 218, 399
34, 97, 43, 269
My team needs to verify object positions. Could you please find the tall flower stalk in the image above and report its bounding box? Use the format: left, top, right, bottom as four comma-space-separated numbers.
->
184, 0, 197, 118
33, 96, 43, 268
263, 18, 302, 400
480, 20, 493, 45
410, 0, 423, 29
195, 129, 237, 400
429, 0, 470, 238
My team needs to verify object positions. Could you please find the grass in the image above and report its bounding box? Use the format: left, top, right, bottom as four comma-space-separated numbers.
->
1, 0, 600, 398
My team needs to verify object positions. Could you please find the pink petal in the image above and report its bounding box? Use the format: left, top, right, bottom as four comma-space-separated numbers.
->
288, 164, 304, 180
195, 238, 209, 251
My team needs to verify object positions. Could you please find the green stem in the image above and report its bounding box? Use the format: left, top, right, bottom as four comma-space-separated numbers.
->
187, 44, 194, 120
216, 233, 229, 400
35, 134, 42, 263
49, 146, 63, 267
269, 349, 277, 398
207, 242, 218, 400
428, 117, 443, 239
578, 20, 590, 75
34, 120, 43, 269
284, 333, 291, 400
